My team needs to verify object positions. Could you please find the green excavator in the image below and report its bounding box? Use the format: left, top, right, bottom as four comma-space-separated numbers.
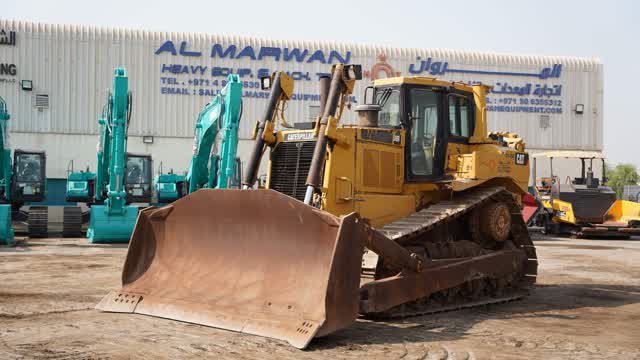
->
155, 74, 243, 203
0, 96, 48, 244
63, 68, 152, 242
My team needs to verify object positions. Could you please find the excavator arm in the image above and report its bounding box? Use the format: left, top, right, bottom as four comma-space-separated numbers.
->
0, 97, 13, 243
0, 97, 12, 204
155, 75, 243, 204
85, 68, 142, 243
186, 74, 243, 192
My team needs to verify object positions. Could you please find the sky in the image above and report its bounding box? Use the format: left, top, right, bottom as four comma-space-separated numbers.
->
5, 0, 640, 168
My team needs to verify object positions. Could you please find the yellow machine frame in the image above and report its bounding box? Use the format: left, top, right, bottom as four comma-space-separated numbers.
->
267, 76, 530, 227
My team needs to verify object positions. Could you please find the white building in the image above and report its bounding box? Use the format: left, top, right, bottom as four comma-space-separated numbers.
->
0, 20, 603, 201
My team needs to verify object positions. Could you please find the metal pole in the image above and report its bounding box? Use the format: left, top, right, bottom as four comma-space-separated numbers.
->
242, 74, 283, 189
532, 157, 537, 188
304, 65, 345, 205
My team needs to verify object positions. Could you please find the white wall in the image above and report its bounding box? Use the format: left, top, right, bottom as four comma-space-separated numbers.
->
0, 19, 604, 180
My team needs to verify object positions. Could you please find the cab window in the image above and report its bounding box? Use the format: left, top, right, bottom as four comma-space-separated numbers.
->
15, 154, 42, 182
376, 88, 401, 128
126, 157, 150, 185
448, 95, 473, 138
408, 88, 440, 177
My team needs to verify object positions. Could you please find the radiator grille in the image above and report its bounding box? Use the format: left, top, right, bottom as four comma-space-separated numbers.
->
269, 140, 316, 201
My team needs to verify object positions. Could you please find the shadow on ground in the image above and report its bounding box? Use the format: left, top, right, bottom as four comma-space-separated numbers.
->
309, 283, 640, 350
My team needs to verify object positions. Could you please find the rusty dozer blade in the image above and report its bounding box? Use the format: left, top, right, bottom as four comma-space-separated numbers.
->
96, 189, 365, 349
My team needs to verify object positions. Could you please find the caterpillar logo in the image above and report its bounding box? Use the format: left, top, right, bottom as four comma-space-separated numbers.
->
284, 132, 314, 142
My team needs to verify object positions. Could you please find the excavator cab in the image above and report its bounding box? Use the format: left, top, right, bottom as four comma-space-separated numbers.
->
125, 153, 152, 204
66, 160, 96, 203
12, 149, 46, 203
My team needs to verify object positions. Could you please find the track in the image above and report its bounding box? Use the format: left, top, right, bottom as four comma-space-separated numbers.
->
27, 206, 48, 238
62, 206, 84, 238
366, 186, 537, 318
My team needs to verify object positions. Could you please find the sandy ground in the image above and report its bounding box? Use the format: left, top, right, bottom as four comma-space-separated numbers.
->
0, 234, 639, 360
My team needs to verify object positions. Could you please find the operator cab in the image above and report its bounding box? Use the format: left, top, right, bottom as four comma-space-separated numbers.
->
125, 153, 152, 203
571, 157, 606, 190
532, 151, 609, 197
363, 78, 476, 182
12, 149, 46, 203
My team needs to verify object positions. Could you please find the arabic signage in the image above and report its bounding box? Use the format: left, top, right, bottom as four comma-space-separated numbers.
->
0, 30, 17, 84
0, 29, 16, 46
154, 40, 566, 114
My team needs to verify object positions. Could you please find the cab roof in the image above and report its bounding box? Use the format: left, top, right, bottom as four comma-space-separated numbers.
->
372, 76, 481, 93
532, 150, 605, 159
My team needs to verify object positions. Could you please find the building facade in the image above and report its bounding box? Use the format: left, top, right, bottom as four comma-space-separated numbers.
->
0, 20, 603, 186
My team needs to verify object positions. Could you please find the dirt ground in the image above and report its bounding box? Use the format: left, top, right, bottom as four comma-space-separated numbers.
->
1, 234, 639, 360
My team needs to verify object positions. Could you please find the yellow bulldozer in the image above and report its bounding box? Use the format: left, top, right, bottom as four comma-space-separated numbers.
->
97, 64, 537, 348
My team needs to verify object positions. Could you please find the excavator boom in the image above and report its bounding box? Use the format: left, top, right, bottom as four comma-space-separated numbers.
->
84, 68, 151, 243
155, 75, 243, 203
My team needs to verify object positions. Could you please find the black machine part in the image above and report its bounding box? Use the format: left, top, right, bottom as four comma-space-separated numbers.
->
242, 73, 286, 189
12, 149, 46, 204
125, 153, 152, 204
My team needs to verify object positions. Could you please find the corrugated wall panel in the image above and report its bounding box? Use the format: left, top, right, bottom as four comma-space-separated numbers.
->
0, 19, 603, 151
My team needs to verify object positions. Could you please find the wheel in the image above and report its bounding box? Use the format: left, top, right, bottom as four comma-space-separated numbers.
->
470, 201, 512, 247
481, 201, 512, 242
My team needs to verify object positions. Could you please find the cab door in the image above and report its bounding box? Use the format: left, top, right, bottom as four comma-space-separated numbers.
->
403, 85, 447, 182
12, 150, 46, 203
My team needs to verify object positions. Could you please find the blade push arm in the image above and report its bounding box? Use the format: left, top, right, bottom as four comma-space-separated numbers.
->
304, 64, 362, 205
242, 72, 294, 189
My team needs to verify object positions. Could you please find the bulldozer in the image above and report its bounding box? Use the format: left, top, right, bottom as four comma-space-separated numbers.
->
97, 64, 537, 349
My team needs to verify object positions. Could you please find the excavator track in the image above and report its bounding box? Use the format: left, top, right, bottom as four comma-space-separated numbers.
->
366, 186, 537, 319
62, 206, 84, 237
369, 290, 529, 320
27, 206, 48, 238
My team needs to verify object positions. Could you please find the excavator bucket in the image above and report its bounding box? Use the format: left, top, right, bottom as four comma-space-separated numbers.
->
97, 189, 365, 348
87, 205, 140, 243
